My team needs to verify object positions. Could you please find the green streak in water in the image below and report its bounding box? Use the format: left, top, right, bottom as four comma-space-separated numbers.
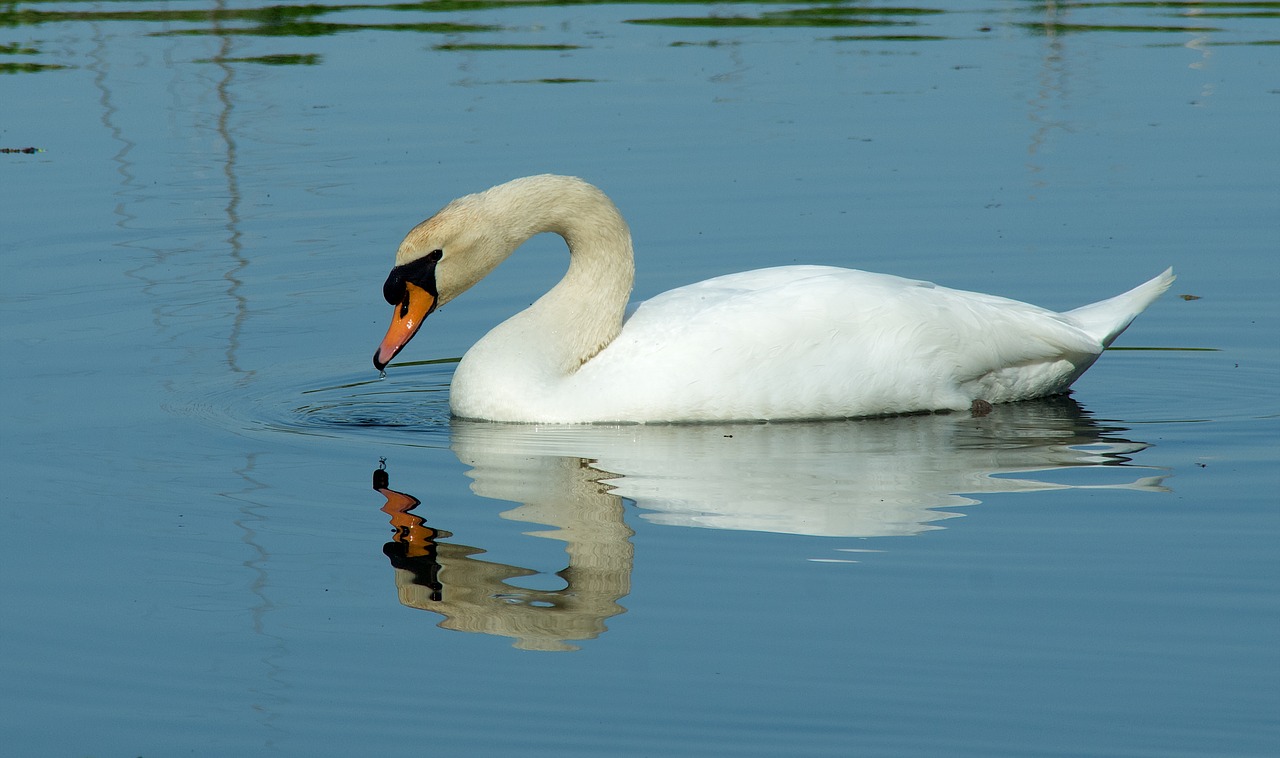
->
198, 53, 322, 65
158, 21, 497, 37
1104, 346, 1221, 351
1017, 21, 1222, 34
830, 34, 948, 41
435, 42, 583, 51
629, 15, 913, 29
395, 356, 463, 366
0, 61, 67, 73
521, 77, 596, 83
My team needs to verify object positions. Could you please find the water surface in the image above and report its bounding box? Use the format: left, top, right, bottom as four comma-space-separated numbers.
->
2, 1, 1278, 756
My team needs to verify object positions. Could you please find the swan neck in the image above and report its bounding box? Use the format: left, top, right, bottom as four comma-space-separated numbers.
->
477, 176, 635, 376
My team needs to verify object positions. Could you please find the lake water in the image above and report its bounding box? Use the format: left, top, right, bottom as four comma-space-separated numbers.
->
3, 0, 1278, 755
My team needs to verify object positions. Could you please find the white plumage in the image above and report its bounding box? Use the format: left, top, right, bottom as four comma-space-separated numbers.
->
374, 175, 1173, 423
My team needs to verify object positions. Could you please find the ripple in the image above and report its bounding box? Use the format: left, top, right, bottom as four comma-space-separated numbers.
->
178, 360, 456, 447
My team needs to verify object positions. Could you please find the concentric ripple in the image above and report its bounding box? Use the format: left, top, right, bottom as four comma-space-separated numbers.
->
178, 360, 457, 447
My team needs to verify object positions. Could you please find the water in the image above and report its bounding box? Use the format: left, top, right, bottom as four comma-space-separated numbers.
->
3, 1, 1279, 756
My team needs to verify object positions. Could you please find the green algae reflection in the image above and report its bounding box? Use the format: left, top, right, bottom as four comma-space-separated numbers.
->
197, 53, 323, 65
628, 6, 942, 29
3, 0, 1279, 68
0, 61, 68, 74
0, 2, 498, 36
435, 43, 583, 51
0, 39, 66, 73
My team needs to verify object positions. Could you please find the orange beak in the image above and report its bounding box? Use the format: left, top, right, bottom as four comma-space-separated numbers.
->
374, 281, 436, 371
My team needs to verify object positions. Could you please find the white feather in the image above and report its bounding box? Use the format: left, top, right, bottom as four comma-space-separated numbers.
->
382, 176, 1174, 423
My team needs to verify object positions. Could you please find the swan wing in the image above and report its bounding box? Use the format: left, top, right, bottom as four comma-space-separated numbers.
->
565, 266, 1102, 421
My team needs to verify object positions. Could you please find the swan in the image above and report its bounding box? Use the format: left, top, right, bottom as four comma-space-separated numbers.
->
373, 175, 1174, 423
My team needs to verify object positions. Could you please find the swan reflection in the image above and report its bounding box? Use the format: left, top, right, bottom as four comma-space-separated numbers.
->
453, 396, 1167, 538
374, 397, 1167, 650
375, 463, 632, 652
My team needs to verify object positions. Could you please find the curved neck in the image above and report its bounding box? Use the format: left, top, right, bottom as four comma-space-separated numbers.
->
470, 176, 636, 377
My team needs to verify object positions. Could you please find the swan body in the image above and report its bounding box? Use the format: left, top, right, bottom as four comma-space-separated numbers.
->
374, 175, 1174, 423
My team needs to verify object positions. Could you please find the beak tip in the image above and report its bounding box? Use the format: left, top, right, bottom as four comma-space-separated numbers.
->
375, 280, 435, 373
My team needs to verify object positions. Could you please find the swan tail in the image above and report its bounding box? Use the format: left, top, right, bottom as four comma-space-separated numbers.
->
1065, 267, 1175, 347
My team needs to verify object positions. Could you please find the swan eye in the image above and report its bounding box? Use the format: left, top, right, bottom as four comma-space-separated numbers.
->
383, 275, 405, 306
382, 250, 441, 306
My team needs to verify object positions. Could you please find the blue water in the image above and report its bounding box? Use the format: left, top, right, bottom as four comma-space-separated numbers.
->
2, 1, 1278, 756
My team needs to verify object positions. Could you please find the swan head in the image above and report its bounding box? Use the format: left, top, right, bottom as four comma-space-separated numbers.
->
373, 181, 539, 371
373, 175, 631, 372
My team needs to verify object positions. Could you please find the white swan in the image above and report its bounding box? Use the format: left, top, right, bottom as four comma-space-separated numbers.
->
374, 175, 1174, 423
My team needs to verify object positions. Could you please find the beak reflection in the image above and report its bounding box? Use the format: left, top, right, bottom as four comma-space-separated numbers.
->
372, 461, 633, 652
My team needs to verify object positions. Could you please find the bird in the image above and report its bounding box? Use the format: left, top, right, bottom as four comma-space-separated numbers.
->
373, 174, 1173, 423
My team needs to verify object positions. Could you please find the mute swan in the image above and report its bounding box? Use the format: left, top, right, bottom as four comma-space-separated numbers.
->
374, 175, 1174, 423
